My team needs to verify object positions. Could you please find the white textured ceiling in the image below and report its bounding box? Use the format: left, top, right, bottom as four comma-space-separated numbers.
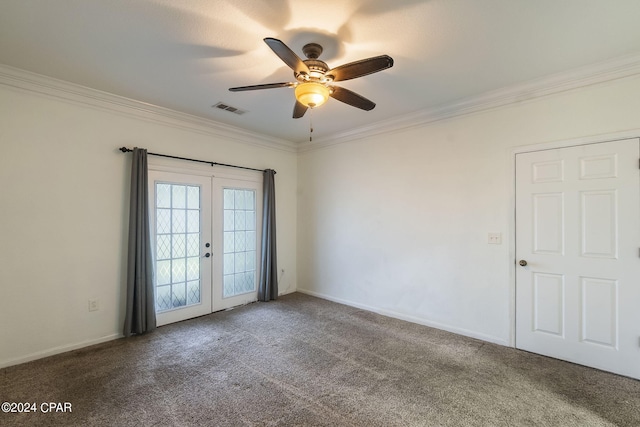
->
2, 0, 640, 144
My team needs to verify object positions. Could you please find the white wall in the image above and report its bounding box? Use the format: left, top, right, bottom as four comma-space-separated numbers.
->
0, 80, 297, 367
297, 75, 640, 345
3, 67, 640, 368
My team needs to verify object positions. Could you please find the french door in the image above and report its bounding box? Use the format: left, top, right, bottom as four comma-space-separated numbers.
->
149, 170, 261, 326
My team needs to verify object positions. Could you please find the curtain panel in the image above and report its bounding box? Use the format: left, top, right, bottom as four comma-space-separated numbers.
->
258, 169, 278, 301
123, 148, 156, 336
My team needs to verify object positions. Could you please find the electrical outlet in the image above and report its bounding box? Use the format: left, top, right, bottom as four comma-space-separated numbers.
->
88, 299, 99, 312
488, 232, 502, 244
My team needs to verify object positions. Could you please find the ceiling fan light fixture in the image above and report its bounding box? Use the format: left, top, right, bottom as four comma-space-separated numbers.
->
295, 82, 330, 108
229, 38, 393, 118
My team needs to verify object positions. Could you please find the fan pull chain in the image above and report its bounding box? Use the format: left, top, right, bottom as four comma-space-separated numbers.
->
309, 107, 314, 142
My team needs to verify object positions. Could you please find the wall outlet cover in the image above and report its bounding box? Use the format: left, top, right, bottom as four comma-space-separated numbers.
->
488, 232, 502, 244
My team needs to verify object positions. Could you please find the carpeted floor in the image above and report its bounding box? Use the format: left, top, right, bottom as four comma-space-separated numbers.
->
1, 292, 639, 426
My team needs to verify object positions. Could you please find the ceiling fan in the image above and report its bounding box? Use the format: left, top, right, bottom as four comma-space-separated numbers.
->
229, 38, 394, 118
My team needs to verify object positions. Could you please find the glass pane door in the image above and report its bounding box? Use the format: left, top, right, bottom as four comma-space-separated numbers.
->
213, 179, 262, 311
149, 171, 212, 326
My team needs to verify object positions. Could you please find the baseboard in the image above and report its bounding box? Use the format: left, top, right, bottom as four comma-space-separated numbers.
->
296, 288, 509, 347
1, 292, 508, 368
0, 333, 122, 369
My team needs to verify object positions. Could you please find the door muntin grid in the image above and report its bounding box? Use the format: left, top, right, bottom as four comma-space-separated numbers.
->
155, 182, 202, 312
223, 188, 257, 298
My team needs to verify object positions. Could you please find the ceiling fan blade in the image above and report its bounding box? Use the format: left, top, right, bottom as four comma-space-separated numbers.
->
229, 82, 294, 92
264, 38, 310, 75
293, 100, 308, 119
329, 86, 376, 111
326, 55, 393, 82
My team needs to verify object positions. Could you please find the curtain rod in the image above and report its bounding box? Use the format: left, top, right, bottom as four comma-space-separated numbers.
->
119, 147, 273, 173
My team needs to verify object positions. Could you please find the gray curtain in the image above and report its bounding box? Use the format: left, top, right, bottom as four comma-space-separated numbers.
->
123, 148, 156, 336
258, 169, 278, 301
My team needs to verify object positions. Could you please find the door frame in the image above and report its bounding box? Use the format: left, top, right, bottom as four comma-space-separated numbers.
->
509, 129, 640, 347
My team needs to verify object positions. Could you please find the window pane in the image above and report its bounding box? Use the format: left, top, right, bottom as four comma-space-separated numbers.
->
246, 250, 256, 271
156, 209, 171, 234
156, 234, 171, 260
223, 231, 234, 253
224, 253, 234, 275
172, 185, 186, 209
187, 210, 199, 233
246, 190, 255, 210
235, 190, 246, 210
187, 233, 199, 257
172, 283, 186, 308
235, 211, 246, 230
187, 280, 200, 305
172, 209, 185, 233
156, 285, 171, 311
223, 274, 234, 297
224, 210, 235, 231
186, 257, 199, 281
172, 258, 186, 283
246, 271, 255, 292
223, 189, 234, 209
246, 231, 256, 251
156, 184, 171, 208
172, 234, 186, 258
157, 260, 171, 285
234, 231, 246, 252
187, 186, 199, 209
234, 272, 246, 294
246, 211, 255, 231
234, 252, 246, 273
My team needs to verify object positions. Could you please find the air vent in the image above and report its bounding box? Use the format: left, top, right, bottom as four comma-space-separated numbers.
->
212, 102, 247, 115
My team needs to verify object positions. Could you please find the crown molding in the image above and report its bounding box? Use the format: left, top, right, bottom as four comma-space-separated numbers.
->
299, 52, 640, 152
0, 64, 297, 153
4, 51, 640, 156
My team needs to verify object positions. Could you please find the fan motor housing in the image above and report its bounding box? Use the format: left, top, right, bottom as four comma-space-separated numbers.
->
297, 59, 329, 81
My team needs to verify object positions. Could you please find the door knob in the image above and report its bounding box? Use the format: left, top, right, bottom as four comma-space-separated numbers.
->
519, 260, 527, 266
204, 253, 211, 258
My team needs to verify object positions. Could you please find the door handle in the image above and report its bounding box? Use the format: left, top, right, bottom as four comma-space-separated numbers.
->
519, 260, 527, 266
204, 253, 211, 258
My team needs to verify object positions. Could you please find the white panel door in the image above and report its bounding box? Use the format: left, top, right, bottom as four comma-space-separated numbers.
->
515, 138, 640, 379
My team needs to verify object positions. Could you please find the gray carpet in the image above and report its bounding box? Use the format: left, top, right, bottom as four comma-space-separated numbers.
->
1, 292, 639, 426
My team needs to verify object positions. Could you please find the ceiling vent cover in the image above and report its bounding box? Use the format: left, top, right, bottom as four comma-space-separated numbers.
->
212, 102, 247, 115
